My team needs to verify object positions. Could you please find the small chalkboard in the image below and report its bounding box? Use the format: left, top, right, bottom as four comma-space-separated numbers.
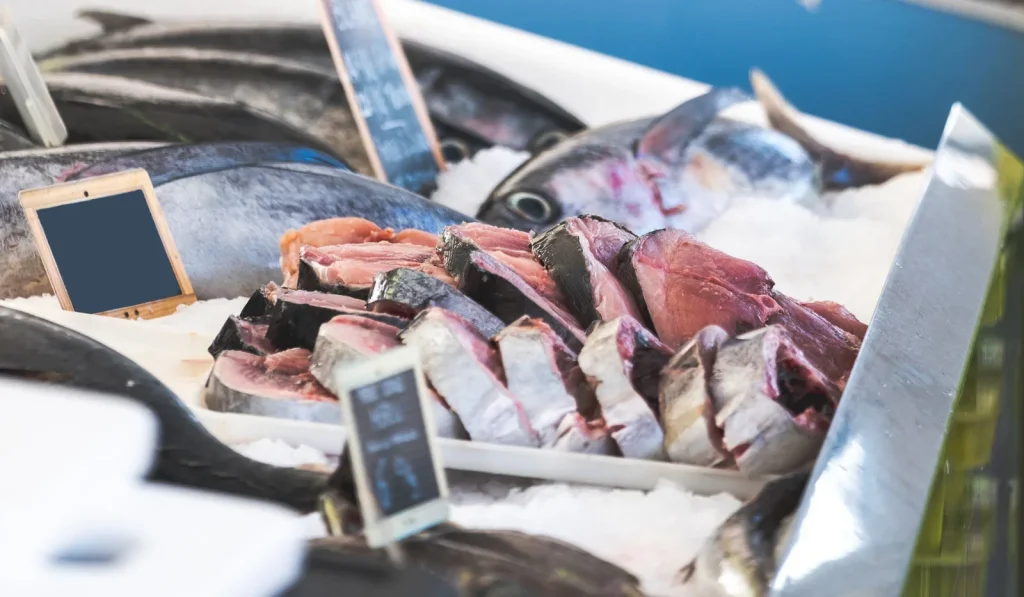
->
319, 0, 445, 195
332, 345, 449, 547
19, 169, 196, 319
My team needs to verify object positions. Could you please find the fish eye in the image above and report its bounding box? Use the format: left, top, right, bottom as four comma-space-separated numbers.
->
439, 138, 471, 164
505, 191, 554, 223
529, 130, 569, 153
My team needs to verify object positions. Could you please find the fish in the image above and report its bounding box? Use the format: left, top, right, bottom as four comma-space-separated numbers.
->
0, 118, 37, 151
44, 10, 588, 157
0, 162, 473, 300
399, 308, 539, 447
265, 289, 402, 351
368, 267, 506, 338
0, 305, 331, 511
204, 348, 342, 424
207, 316, 274, 358
478, 74, 929, 235
530, 215, 642, 328
40, 48, 372, 174
577, 316, 672, 460
681, 472, 809, 597
295, 243, 454, 298
0, 72, 342, 157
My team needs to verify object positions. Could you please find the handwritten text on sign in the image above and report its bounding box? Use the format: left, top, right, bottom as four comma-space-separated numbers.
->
322, 0, 442, 195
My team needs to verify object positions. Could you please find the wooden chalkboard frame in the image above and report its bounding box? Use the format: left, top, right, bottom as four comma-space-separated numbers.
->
332, 345, 450, 547
19, 168, 196, 320
318, 0, 446, 185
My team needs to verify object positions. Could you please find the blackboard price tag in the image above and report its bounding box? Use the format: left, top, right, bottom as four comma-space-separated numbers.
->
332, 345, 450, 548
319, 0, 445, 196
19, 169, 196, 319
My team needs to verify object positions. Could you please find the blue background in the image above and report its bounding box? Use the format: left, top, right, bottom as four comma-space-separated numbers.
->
424, 0, 1024, 155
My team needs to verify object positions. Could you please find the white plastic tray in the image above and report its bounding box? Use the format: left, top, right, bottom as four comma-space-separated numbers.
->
2, 0, 936, 501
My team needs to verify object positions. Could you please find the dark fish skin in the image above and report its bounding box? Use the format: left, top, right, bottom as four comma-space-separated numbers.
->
41, 48, 372, 174
42, 12, 587, 156
368, 268, 506, 338
62, 141, 351, 186
0, 305, 329, 512
295, 259, 371, 299
0, 72, 342, 158
0, 119, 37, 151
682, 472, 809, 597
207, 316, 273, 358
0, 163, 473, 300
266, 293, 406, 351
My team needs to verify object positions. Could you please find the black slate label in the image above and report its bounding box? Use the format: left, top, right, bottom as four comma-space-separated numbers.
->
349, 368, 441, 517
323, 0, 440, 195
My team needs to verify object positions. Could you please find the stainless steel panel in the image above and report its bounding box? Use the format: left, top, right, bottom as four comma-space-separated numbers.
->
771, 104, 1015, 597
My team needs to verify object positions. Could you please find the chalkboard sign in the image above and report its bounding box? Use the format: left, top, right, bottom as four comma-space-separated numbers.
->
19, 169, 196, 319
333, 345, 449, 547
319, 0, 445, 195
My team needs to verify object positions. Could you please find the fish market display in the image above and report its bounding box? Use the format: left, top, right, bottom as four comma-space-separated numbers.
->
0, 158, 471, 301
682, 472, 809, 596
41, 48, 371, 174
40, 10, 586, 159
0, 72, 340, 157
201, 213, 864, 477
477, 72, 929, 235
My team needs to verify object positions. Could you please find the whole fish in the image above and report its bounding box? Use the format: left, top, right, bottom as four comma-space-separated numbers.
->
0, 119, 36, 151
681, 472, 808, 597
0, 305, 330, 511
0, 152, 472, 300
477, 72, 929, 235
43, 9, 588, 157
0, 72, 341, 157
40, 48, 372, 174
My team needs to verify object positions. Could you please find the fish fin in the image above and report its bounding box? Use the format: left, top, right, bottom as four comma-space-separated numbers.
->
76, 8, 152, 32
635, 87, 752, 166
750, 68, 929, 189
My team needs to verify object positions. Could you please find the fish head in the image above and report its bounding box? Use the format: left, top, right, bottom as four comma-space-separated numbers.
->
478, 130, 673, 235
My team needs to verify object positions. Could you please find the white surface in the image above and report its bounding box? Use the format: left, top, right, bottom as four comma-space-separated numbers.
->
0, 382, 307, 597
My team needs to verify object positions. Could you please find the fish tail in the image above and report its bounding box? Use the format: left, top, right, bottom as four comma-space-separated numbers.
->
750, 68, 928, 190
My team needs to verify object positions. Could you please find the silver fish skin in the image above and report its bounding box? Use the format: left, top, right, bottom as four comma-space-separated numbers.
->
577, 316, 667, 460
399, 308, 540, 447
708, 325, 836, 476
682, 472, 809, 597
0, 142, 165, 298
41, 48, 371, 174
478, 73, 928, 235
494, 316, 581, 447
0, 119, 36, 151
659, 325, 731, 467
0, 161, 472, 300
44, 11, 587, 158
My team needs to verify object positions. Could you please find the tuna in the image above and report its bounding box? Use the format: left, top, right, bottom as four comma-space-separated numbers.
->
577, 316, 672, 460
768, 293, 862, 385
266, 290, 400, 351
706, 325, 837, 476
799, 300, 868, 340
294, 243, 453, 296
552, 414, 619, 456
367, 268, 505, 338
204, 348, 340, 424
399, 308, 539, 447
455, 251, 586, 351
530, 215, 642, 329
309, 315, 466, 439
238, 282, 291, 321
207, 316, 275, 358
494, 317, 582, 446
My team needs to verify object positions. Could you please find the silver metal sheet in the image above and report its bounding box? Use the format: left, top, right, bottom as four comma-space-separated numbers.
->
770, 104, 1012, 596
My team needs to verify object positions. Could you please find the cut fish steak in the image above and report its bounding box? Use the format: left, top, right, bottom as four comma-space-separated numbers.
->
768, 293, 862, 384
494, 317, 584, 447
309, 315, 466, 439
208, 315, 274, 358
577, 316, 672, 460
266, 289, 401, 351
204, 348, 339, 423
368, 268, 505, 338
439, 222, 566, 307
531, 215, 642, 329
399, 308, 539, 447
456, 250, 586, 351
707, 325, 837, 476
295, 243, 453, 297
617, 228, 781, 348
552, 414, 618, 455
